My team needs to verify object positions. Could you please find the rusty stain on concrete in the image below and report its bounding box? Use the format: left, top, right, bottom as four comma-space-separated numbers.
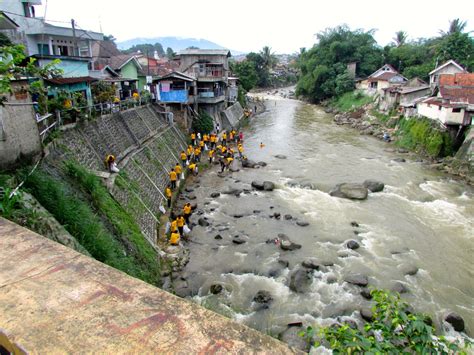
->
0, 218, 299, 353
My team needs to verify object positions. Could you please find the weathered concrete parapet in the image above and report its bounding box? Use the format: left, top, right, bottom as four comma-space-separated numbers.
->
0, 218, 296, 354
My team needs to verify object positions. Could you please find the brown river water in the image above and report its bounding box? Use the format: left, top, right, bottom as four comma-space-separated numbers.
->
179, 95, 473, 340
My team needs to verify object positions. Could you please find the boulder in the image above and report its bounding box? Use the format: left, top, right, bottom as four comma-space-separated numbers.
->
392, 158, 406, 163
263, 181, 275, 191
289, 268, 313, 293
344, 274, 368, 287
275, 154, 287, 159
360, 308, 374, 322
253, 290, 273, 304
326, 274, 337, 284
232, 235, 247, 244
242, 159, 258, 168
257, 161, 267, 167
392, 282, 409, 294
346, 240, 360, 250
284, 214, 293, 220
401, 265, 419, 276
360, 288, 372, 300
351, 221, 360, 227
210, 284, 223, 294
363, 179, 385, 193
296, 221, 310, 227
397, 148, 409, 153
214, 234, 223, 240
198, 218, 210, 227
251, 181, 265, 190
279, 325, 309, 352
222, 188, 243, 197
280, 240, 302, 251
444, 313, 465, 332
302, 258, 320, 270
278, 259, 290, 268
210, 192, 220, 198
329, 183, 368, 200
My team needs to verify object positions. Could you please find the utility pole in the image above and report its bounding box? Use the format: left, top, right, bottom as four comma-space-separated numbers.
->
71, 19, 78, 56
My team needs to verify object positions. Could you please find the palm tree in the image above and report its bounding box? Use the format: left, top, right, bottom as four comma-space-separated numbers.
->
260, 46, 277, 69
392, 31, 408, 47
439, 18, 468, 36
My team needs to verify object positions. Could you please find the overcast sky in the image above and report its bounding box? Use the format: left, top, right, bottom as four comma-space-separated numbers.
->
36, 0, 473, 54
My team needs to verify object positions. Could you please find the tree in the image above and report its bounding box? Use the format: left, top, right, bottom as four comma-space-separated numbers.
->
296, 25, 382, 102
0, 33, 12, 47
124, 43, 165, 57
166, 47, 176, 59
260, 46, 277, 69
440, 18, 468, 36
232, 60, 258, 91
436, 31, 474, 71
103, 34, 117, 42
392, 31, 408, 47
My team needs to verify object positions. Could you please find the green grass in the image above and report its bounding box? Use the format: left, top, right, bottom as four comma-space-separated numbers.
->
396, 117, 453, 157
23, 164, 160, 286
331, 91, 373, 112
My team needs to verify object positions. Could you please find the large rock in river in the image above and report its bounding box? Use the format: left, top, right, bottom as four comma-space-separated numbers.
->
329, 183, 368, 200
444, 312, 465, 332
344, 273, 368, 287
289, 268, 313, 293
363, 179, 385, 193
242, 159, 258, 168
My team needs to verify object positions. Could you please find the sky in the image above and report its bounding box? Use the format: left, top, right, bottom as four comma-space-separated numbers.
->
35, 0, 473, 54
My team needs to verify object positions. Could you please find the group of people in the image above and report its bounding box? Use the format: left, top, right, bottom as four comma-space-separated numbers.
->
164, 126, 247, 246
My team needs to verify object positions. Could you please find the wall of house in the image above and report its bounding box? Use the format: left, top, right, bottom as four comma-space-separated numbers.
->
179, 55, 229, 75
399, 89, 431, 106
39, 58, 89, 77
120, 62, 139, 80
0, 89, 42, 170
379, 92, 398, 111
417, 103, 465, 125
430, 64, 465, 86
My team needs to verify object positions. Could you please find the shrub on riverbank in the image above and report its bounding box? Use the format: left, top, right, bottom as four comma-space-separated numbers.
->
396, 117, 453, 157
299, 289, 471, 353
193, 111, 214, 134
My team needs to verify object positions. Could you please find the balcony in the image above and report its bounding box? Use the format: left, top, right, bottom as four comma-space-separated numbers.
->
194, 65, 227, 82
197, 91, 225, 104
159, 89, 189, 104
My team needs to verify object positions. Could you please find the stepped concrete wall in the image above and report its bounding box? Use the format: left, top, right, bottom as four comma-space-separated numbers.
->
0, 218, 294, 354
49, 104, 187, 246
221, 102, 244, 130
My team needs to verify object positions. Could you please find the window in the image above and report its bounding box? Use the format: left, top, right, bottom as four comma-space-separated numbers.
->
452, 108, 462, 113
37, 44, 50, 55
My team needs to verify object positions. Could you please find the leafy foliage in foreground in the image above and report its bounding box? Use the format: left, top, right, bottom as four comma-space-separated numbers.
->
299, 289, 471, 354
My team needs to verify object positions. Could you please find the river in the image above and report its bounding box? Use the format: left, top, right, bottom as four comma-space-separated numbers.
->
179, 94, 473, 341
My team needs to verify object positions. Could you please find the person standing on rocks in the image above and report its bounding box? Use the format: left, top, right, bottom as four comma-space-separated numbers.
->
169, 168, 177, 190
194, 146, 201, 163
190, 132, 196, 146
222, 131, 227, 146
174, 163, 183, 181
238, 144, 244, 158
170, 230, 180, 246
208, 149, 215, 164
176, 215, 185, 236
187, 145, 193, 162
183, 203, 192, 224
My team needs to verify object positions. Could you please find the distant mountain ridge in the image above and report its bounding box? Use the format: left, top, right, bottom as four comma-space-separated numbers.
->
117, 36, 244, 54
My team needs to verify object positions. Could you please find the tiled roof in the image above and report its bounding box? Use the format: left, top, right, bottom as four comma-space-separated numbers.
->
107, 55, 141, 70
439, 73, 474, 104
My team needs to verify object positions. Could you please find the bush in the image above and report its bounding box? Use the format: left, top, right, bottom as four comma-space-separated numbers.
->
300, 289, 471, 354
332, 91, 373, 112
192, 110, 214, 134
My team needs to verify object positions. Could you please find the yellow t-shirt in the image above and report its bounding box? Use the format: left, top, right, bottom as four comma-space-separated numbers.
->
177, 217, 185, 227
175, 165, 182, 174
222, 133, 227, 140
191, 133, 196, 140
180, 152, 187, 161
188, 163, 196, 171
171, 220, 178, 232
187, 147, 193, 155
170, 232, 180, 245
209, 150, 215, 157
194, 148, 201, 156
165, 188, 172, 198
183, 205, 191, 214
169, 171, 177, 181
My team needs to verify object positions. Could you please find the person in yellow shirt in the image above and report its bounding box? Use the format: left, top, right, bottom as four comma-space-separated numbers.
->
199, 140, 205, 150
170, 217, 178, 235
203, 134, 209, 146
226, 156, 234, 170
188, 162, 198, 176
238, 144, 244, 158
187, 145, 193, 161
170, 231, 180, 246
208, 149, 215, 164
169, 168, 177, 189
229, 131, 234, 142
190, 132, 196, 146
260, 142, 265, 149
180, 151, 187, 167
174, 163, 182, 180
210, 134, 216, 149
176, 215, 185, 235
165, 185, 172, 208
222, 131, 227, 146
183, 203, 192, 224
221, 146, 227, 155
194, 147, 201, 162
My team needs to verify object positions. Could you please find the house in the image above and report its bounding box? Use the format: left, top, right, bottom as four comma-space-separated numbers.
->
0, 0, 103, 105
227, 77, 239, 103
154, 72, 196, 105
429, 60, 466, 90
177, 49, 231, 116
379, 77, 431, 114
417, 73, 474, 126
357, 64, 407, 95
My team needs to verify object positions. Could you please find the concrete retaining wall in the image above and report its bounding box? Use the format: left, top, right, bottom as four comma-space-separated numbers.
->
221, 102, 244, 130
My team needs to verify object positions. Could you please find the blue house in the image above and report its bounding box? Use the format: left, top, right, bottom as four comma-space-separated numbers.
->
155, 72, 196, 104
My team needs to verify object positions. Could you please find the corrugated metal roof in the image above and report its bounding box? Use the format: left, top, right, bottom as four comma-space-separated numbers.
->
44, 76, 98, 85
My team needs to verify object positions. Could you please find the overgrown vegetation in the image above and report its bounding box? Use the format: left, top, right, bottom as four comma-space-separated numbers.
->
299, 289, 471, 354
295, 19, 474, 103
192, 110, 214, 134
22, 163, 160, 285
331, 91, 373, 112
396, 117, 453, 157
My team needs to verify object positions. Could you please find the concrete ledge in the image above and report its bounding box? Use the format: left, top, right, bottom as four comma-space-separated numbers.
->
0, 218, 295, 353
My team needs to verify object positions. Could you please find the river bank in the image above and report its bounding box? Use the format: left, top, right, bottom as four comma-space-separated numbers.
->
161, 92, 472, 351
324, 102, 473, 185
